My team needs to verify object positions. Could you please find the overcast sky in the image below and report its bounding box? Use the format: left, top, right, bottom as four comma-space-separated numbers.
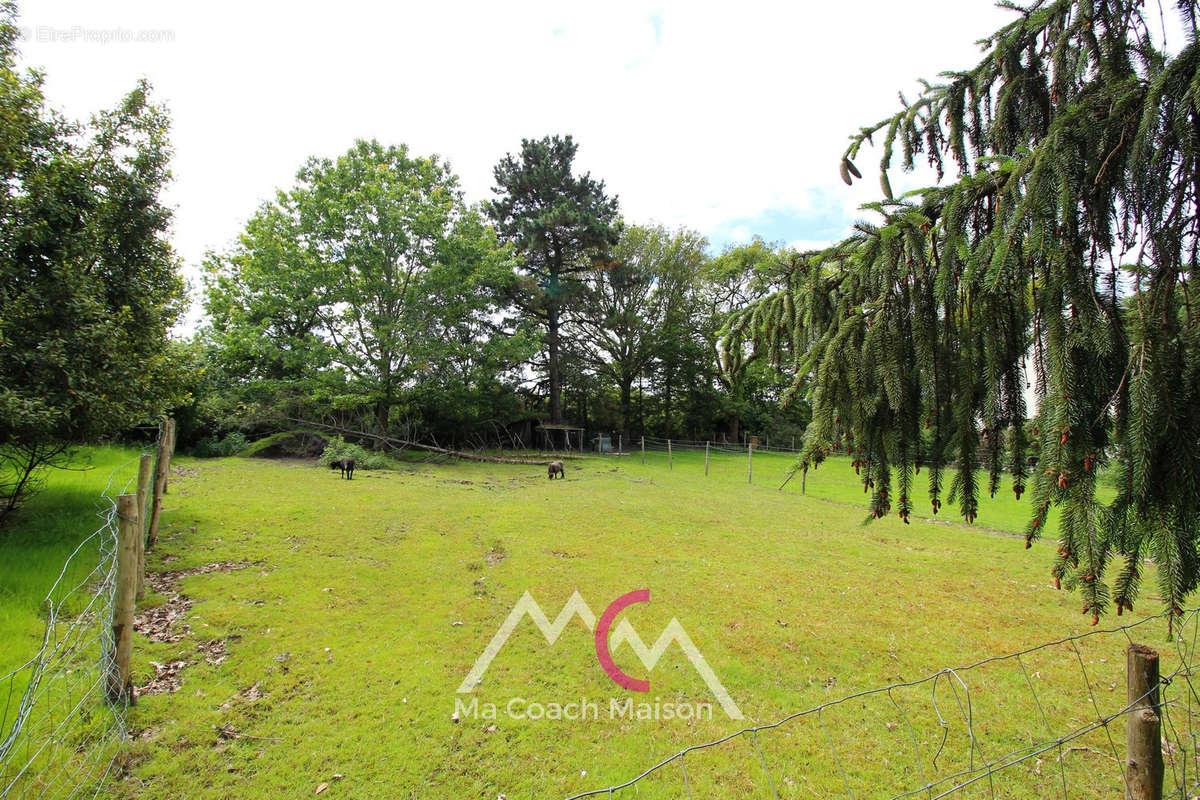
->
16, 1, 1074, 314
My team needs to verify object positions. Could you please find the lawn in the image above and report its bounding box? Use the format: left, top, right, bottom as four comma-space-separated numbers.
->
73, 446, 1187, 799
0, 446, 147, 678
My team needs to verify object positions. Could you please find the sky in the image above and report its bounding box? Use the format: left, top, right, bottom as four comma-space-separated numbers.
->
15, 0, 1148, 321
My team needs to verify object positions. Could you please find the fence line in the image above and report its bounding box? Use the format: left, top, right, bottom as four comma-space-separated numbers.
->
0, 420, 174, 799
566, 608, 1200, 799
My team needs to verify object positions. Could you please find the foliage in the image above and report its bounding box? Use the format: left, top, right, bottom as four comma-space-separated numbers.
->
193, 432, 248, 458
202, 139, 536, 438
572, 224, 708, 441
316, 435, 395, 471
0, 7, 186, 521
723, 0, 1200, 620
486, 135, 621, 423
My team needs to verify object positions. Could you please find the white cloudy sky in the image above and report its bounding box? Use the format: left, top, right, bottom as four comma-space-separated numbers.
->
17, 0, 1143, 311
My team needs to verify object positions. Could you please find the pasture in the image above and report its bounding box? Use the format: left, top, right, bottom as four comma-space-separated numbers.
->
1, 447, 1181, 798
0, 447, 146, 678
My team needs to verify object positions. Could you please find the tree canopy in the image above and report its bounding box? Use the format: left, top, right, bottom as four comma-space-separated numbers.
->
202, 139, 534, 438
723, 0, 1200, 622
573, 224, 708, 443
0, 11, 185, 519
486, 135, 621, 424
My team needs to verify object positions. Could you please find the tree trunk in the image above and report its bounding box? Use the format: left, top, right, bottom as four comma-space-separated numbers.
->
374, 398, 390, 445
638, 374, 645, 436
580, 392, 588, 445
619, 379, 633, 446
547, 304, 563, 423
374, 355, 393, 446
664, 368, 674, 438
730, 415, 741, 443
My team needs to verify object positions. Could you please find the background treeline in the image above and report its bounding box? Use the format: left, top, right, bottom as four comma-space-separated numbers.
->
187, 135, 810, 453
0, 0, 808, 521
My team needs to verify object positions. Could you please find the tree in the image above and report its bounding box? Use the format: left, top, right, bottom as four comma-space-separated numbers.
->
202, 139, 533, 438
573, 224, 708, 443
201, 201, 332, 427
705, 238, 786, 441
723, 0, 1200, 622
487, 135, 621, 423
0, 9, 186, 521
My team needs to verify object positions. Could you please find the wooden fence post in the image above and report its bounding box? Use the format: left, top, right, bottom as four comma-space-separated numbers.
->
617, 434, 622, 454
147, 418, 173, 549
161, 418, 176, 495
1126, 643, 1163, 800
134, 454, 152, 601
107, 494, 138, 704
705, 441, 710, 476
748, 441, 754, 483
641, 436, 645, 465
667, 439, 673, 470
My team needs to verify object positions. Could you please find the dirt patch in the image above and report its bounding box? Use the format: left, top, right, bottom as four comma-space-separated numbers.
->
547, 550, 581, 559
484, 542, 507, 566
139, 659, 193, 695
135, 561, 258, 643
236, 681, 266, 702
198, 638, 230, 666
172, 466, 200, 479
132, 561, 260, 697
134, 596, 191, 643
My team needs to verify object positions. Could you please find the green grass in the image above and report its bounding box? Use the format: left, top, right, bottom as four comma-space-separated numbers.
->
0, 446, 145, 677
79, 447, 1185, 799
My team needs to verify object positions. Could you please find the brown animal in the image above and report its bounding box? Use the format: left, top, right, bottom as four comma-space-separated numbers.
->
547, 460, 564, 480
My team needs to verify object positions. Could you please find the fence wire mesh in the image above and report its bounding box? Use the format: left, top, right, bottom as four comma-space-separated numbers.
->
0, 452, 149, 800
567, 608, 1200, 799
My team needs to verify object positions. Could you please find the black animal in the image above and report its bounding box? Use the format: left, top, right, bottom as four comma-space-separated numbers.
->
330, 458, 356, 480
547, 460, 564, 480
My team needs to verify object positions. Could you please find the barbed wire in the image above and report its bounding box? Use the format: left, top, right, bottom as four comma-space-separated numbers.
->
0, 436, 159, 800
566, 607, 1200, 799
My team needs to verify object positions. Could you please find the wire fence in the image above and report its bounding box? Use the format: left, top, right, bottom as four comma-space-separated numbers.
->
0, 444, 158, 800
566, 607, 1200, 799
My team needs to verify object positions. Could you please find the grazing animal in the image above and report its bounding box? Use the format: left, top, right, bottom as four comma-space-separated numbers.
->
547, 460, 564, 480
330, 458, 356, 480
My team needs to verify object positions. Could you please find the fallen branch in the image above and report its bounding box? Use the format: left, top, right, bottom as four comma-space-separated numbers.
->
287, 419, 583, 465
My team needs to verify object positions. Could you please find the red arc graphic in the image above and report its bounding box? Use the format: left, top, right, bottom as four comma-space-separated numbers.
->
595, 589, 650, 692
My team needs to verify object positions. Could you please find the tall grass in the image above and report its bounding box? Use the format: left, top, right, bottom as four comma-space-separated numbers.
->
0, 446, 143, 676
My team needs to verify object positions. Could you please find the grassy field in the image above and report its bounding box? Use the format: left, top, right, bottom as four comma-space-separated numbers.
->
0, 446, 146, 677
39, 445, 1173, 799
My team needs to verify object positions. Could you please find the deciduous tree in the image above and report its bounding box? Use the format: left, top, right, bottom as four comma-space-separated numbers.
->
573, 224, 707, 443
0, 11, 185, 520
203, 140, 533, 438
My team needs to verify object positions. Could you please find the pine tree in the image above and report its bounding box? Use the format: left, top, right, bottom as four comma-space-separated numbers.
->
487, 136, 621, 424
722, 0, 1200, 623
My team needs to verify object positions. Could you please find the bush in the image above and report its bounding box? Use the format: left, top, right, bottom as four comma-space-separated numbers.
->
317, 436, 394, 471
193, 432, 248, 458
238, 431, 329, 459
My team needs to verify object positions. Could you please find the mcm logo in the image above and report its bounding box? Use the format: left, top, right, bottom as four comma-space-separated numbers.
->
457, 589, 743, 720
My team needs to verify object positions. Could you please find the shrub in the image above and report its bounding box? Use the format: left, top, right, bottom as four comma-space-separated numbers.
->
193, 432, 248, 458
317, 436, 394, 471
